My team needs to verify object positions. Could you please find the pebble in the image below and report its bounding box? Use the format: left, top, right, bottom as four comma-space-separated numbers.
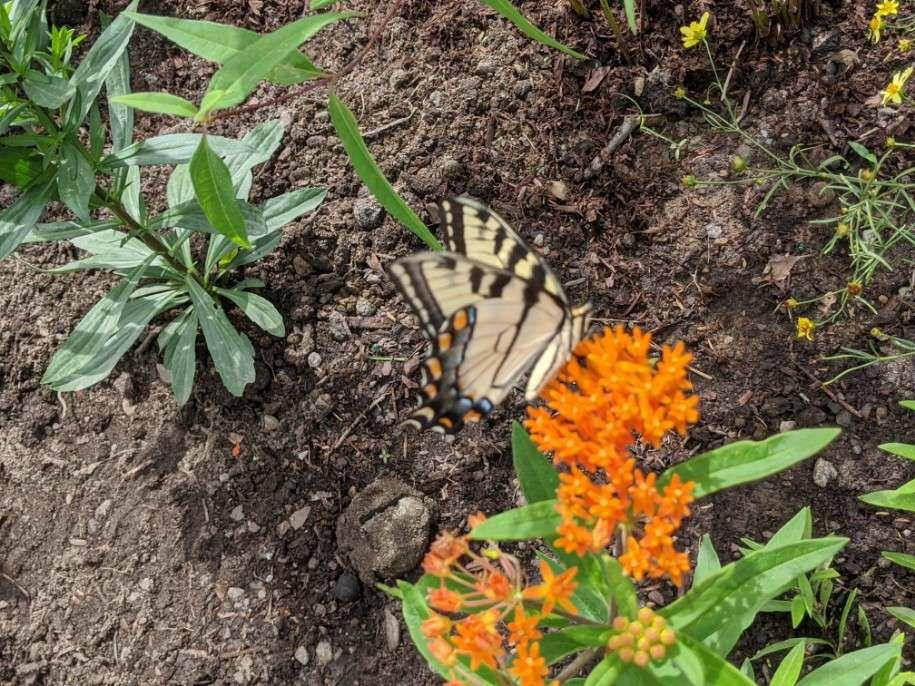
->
94, 499, 112, 519
139, 577, 154, 592
289, 505, 311, 530
778, 420, 797, 432
294, 646, 309, 666
315, 640, 333, 666
263, 414, 280, 432
474, 59, 496, 75
705, 222, 723, 239
333, 571, 361, 602
355, 297, 377, 316
441, 158, 463, 179
388, 69, 410, 89
227, 587, 245, 602
307, 351, 323, 369
813, 458, 838, 488
353, 197, 385, 229
384, 608, 401, 650
835, 410, 853, 428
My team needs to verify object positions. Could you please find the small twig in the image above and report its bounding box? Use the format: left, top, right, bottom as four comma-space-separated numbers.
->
57, 391, 68, 420
602, 115, 641, 156
792, 361, 862, 418
1, 572, 31, 603
556, 648, 601, 682
721, 40, 745, 99
648, 341, 713, 380
362, 109, 415, 140
331, 392, 386, 451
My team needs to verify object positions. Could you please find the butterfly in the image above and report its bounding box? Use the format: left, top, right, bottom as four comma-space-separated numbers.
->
388, 196, 591, 434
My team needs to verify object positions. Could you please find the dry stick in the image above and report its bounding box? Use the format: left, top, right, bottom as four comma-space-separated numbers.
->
362, 109, 415, 140
603, 115, 641, 156
331, 392, 387, 451
555, 647, 602, 682
221, 0, 406, 121
791, 360, 862, 418
1, 572, 30, 603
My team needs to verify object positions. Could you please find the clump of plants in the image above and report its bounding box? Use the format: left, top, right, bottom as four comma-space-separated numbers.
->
746, 0, 822, 42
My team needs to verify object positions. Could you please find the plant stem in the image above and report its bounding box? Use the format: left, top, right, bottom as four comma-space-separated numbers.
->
556, 648, 602, 683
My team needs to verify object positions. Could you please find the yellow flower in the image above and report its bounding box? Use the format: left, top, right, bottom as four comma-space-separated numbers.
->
846, 281, 863, 296
796, 317, 815, 341
682, 174, 698, 188
882, 67, 913, 105
900, 38, 913, 53
835, 222, 850, 238
785, 297, 799, 310
680, 12, 710, 49
871, 327, 886, 339
673, 86, 686, 99
885, 136, 897, 148
876, 0, 899, 16
869, 14, 883, 43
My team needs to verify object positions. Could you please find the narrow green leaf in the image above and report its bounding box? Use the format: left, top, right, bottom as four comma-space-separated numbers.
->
204, 12, 357, 112
882, 551, 915, 571
887, 607, 915, 630
152, 199, 267, 237
479, 0, 586, 59
0, 174, 55, 260
105, 30, 133, 152
539, 626, 612, 665
469, 500, 559, 541
859, 483, 915, 513
125, 11, 325, 85
261, 186, 326, 229
796, 644, 901, 686
163, 309, 198, 406
899, 400, 915, 412
848, 141, 877, 165
111, 92, 198, 118
24, 219, 120, 243
57, 141, 94, 221
215, 287, 284, 337
189, 136, 251, 249
100, 133, 254, 169
22, 71, 74, 108
768, 508, 813, 547
0, 147, 42, 188
660, 429, 841, 498
328, 93, 441, 250
623, 0, 638, 33
310, 0, 336, 8
663, 537, 849, 656
675, 634, 757, 686
837, 589, 859, 652
790, 594, 806, 628
693, 534, 721, 588
602, 555, 638, 619
771, 641, 806, 686
512, 421, 558, 503
584, 655, 623, 686
751, 637, 832, 661
184, 276, 255, 396
879, 443, 915, 461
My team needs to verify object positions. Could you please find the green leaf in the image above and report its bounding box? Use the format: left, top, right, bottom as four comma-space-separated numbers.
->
22, 71, 74, 108
51, 229, 178, 276
0, 174, 55, 260
675, 634, 757, 686
152, 199, 267, 237
57, 141, 94, 221
887, 607, 915, 630
660, 429, 841, 499
771, 641, 806, 686
848, 141, 877, 165
871, 632, 905, 686
796, 644, 902, 686
185, 276, 255, 396
601, 555, 638, 619
585, 655, 623, 686
100, 132, 254, 169
512, 421, 558, 503
125, 11, 324, 85
539, 552, 608, 623
69, 1, 138, 123
899, 400, 915, 412
203, 12, 357, 113
189, 136, 251, 249
790, 594, 807, 628
215, 287, 284, 337
623, 0, 638, 33
111, 92, 198, 118
693, 535, 721, 588
539, 626, 611, 665
479, 0, 586, 59
768, 507, 813, 547
328, 93, 441, 250
837, 589, 859, 652
859, 482, 915, 513
751, 637, 832, 661
0, 147, 42, 188
882, 551, 915, 571
310, 0, 336, 8
105, 26, 133, 152
162, 309, 198, 406
469, 500, 559, 541
663, 537, 849, 656
879, 443, 915, 461
24, 219, 120, 243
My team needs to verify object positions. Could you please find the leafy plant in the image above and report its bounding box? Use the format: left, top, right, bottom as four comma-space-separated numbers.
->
746, 0, 822, 42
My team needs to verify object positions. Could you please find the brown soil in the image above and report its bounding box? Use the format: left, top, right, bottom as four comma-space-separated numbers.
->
2, 1, 914, 684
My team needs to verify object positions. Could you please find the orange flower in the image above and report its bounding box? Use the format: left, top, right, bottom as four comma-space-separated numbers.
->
525, 326, 699, 586
476, 570, 512, 602
421, 612, 452, 638
509, 641, 550, 686
451, 610, 505, 670
507, 606, 542, 646
522, 560, 578, 616
428, 586, 464, 613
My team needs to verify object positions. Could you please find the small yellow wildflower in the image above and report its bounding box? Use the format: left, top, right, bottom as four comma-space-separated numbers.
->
786, 297, 799, 310
835, 222, 850, 238
869, 14, 883, 43
680, 12, 710, 49
682, 174, 698, 188
796, 318, 815, 341
885, 136, 897, 148
882, 67, 913, 105
876, 0, 899, 17
846, 281, 863, 296
871, 327, 886, 339
900, 38, 913, 53
674, 86, 686, 99
859, 168, 875, 182
731, 155, 747, 173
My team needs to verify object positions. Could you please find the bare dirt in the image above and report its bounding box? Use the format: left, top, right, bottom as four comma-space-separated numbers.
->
1, 1, 914, 684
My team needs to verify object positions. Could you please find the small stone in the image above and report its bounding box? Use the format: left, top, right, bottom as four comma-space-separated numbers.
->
474, 59, 497, 75
778, 420, 796, 432
549, 180, 569, 201
835, 410, 853, 428
227, 587, 245, 602
230, 505, 245, 522
294, 646, 309, 666
263, 414, 280, 432
139, 577, 154, 592
388, 69, 410, 89
289, 505, 311, 530
307, 351, 323, 369
384, 608, 401, 650
94, 499, 112, 519
813, 458, 838, 488
334, 571, 361, 602
533, 233, 544, 247
353, 197, 385, 229
315, 640, 333, 666
355, 298, 377, 316
441, 158, 463, 179
633, 75, 645, 96
705, 222, 723, 239
292, 255, 310, 276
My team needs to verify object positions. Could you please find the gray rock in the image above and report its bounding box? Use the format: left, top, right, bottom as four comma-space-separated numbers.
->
315, 640, 333, 666
813, 458, 838, 488
263, 414, 280, 432
389, 69, 411, 89
227, 586, 245, 602
441, 158, 463, 179
384, 608, 401, 650
353, 197, 385, 229
336, 478, 436, 583
835, 410, 853, 428
474, 59, 497, 75
230, 505, 245, 522
289, 505, 311, 530
333, 571, 361, 602
326, 310, 350, 342
94, 499, 112, 519
294, 646, 309, 666
307, 351, 323, 369
355, 298, 377, 316
778, 420, 797, 432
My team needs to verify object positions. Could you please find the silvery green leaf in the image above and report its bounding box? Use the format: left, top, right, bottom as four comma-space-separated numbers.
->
57, 141, 94, 221
215, 286, 284, 336
163, 308, 198, 406
100, 133, 255, 169
0, 174, 55, 260
22, 70, 74, 108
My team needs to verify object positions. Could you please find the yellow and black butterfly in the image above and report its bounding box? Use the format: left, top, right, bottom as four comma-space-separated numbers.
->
388, 196, 591, 434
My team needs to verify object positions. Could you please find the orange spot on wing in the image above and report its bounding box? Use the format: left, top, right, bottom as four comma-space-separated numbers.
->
437, 332, 453, 351
426, 357, 443, 379
464, 410, 482, 423
424, 384, 438, 398
438, 416, 454, 430
452, 309, 469, 331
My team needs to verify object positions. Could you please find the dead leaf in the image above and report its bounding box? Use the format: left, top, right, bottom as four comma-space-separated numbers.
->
759, 253, 807, 287
582, 66, 611, 93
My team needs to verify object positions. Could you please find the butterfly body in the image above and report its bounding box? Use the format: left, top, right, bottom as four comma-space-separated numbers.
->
389, 197, 590, 434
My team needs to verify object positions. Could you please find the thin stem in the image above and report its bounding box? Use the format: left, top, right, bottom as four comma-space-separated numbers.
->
556, 648, 602, 683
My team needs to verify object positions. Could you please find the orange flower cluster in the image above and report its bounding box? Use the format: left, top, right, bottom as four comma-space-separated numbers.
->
607, 608, 677, 666
421, 516, 577, 686
525, 326, 700, 586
